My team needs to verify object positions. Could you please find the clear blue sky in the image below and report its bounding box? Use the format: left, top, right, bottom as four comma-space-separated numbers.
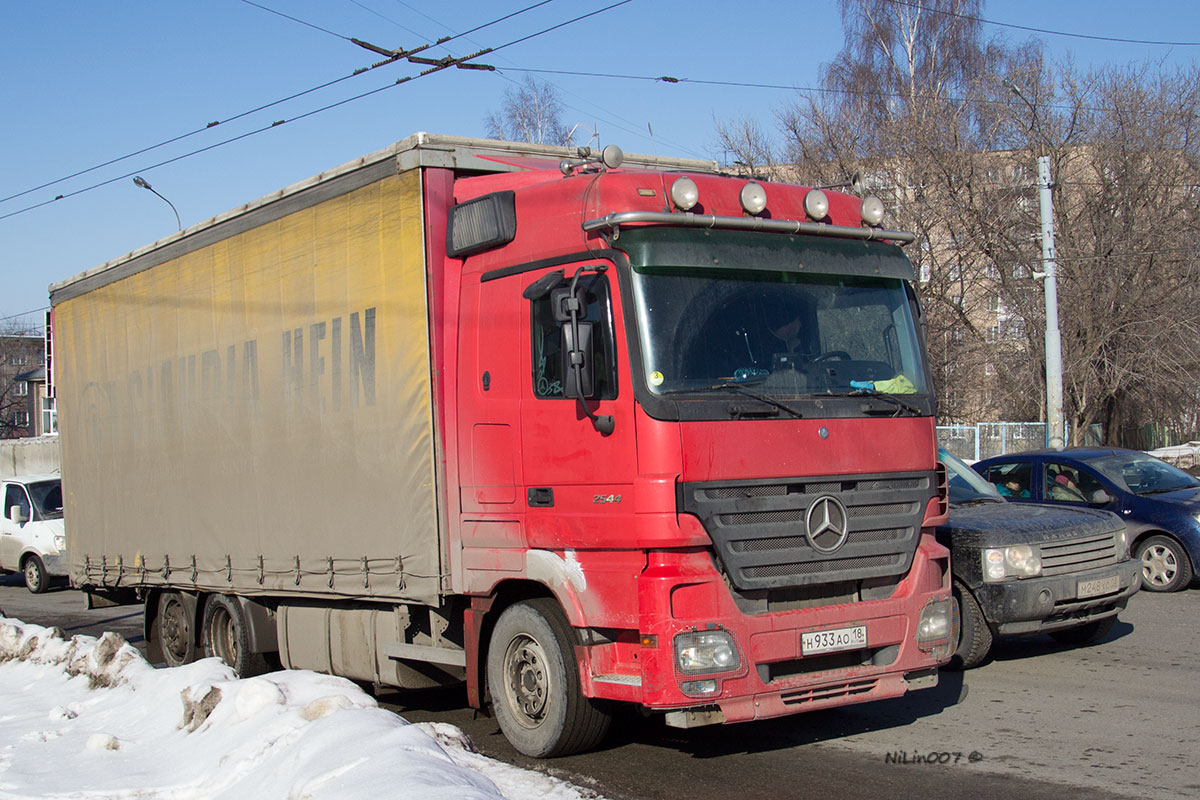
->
2, 0, 1196, 324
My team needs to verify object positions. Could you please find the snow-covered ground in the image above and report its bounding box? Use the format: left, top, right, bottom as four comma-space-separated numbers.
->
0, 616, 603, 800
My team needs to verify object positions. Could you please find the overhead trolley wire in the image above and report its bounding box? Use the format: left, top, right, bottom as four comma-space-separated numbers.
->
0, 0, 569, 210
0, 0, 633, 223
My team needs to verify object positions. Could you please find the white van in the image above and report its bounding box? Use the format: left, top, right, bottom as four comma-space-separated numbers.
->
1, 475, 66, 593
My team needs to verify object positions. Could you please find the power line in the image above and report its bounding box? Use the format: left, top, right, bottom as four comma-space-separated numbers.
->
0, 0, 574, 209
891, 0, 1200, 47
0, 1, 634, 224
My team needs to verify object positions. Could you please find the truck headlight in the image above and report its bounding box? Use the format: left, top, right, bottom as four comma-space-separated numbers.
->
54, 533, 66, 551
982, 545, 1042, 581
674, 629, 740, 675
916, 599, 954, 648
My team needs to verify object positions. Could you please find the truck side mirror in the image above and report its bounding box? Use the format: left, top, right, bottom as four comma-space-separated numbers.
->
8, 504, 28, 526
561, 321, 596, 399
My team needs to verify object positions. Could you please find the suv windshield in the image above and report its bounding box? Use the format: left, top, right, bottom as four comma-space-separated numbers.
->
940, 449, 1003, 505
631, 265, 928, 400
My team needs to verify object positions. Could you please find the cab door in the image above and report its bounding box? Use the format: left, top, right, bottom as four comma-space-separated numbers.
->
516, 262, 639, 551
1, 483, 30, 568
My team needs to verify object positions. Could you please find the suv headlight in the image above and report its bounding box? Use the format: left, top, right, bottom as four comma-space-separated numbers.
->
1115, 527, 1129, 558
674, 629, 741, 675
982, 545, 1042, 581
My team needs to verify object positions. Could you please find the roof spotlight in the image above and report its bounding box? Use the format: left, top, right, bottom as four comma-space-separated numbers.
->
740, 182, 767, 215
860, 195, 886, 226
803, 189, 829, 221
670, 177, 700, 211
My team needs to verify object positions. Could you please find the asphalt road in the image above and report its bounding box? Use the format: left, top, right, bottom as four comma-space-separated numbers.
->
3, 573, 1196, 800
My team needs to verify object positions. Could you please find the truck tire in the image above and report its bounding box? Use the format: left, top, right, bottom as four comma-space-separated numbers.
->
1049, 615, 1116, 646
158, 592, 197, 668
1136, 534, 1193, 592
201, 595, 269, 679
486, 598, 612, 757
948, 581, 992, 670
23, 555, 48, 594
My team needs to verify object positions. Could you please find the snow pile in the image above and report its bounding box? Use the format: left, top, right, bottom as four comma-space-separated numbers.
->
0, 617, 602, 800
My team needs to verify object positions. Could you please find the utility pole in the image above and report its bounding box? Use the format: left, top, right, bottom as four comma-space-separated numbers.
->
1037, 155, 1065, 449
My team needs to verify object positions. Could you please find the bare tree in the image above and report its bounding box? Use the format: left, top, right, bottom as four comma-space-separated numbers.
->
719, 0, 1200, 445
484, 76, 576, 147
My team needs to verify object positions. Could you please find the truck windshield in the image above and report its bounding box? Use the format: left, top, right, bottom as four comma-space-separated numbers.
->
630, 264, 928, 401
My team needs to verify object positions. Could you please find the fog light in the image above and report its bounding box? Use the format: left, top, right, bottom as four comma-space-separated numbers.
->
680, 679, 719, 696
675, 629, 741, 675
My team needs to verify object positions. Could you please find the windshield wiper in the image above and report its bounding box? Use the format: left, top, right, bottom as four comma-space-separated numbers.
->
826, 389, 922, 416
662, 380, 803, 419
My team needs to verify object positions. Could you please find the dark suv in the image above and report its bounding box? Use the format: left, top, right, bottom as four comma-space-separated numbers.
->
975, 448, 1200, 592
938, 449, 1140, 668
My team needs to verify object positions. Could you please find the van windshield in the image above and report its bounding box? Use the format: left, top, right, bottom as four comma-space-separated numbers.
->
27, 480, 63, 520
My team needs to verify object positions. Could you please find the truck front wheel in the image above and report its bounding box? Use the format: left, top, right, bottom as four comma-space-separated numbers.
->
486, 598, 611, 757
158, 592, 197, 667
201, 595, 269, 679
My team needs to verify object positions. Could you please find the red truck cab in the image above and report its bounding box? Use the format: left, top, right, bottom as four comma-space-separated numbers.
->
433, 146, 954, 755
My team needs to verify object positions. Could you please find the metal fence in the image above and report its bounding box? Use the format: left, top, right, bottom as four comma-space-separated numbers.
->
937, 422, 1055, 462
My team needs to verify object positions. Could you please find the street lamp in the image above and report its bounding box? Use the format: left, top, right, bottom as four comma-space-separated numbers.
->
132, 176, 182, 232
1004, 80, 1065, 449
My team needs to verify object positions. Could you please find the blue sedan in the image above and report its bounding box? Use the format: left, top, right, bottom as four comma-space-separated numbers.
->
974, 448, 1200, 592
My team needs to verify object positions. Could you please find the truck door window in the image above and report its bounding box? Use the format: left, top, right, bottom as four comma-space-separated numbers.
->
530, 272, 617, 400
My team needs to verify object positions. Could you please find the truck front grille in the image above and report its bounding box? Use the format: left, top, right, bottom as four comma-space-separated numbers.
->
679, 471, 934, 592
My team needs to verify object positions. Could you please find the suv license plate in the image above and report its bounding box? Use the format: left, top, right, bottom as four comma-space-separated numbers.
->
802, 625, 867, 656
1077, 573, 1121, 599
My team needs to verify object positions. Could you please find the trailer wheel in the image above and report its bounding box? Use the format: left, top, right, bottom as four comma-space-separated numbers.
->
158, 592, 197, 667
23, 555, 48, 594
486, 598, 612, 757
202, 595, 269, 679
947, 581, 992, 670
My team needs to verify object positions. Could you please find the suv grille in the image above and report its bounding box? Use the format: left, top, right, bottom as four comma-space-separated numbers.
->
1040, 532, 1120, 576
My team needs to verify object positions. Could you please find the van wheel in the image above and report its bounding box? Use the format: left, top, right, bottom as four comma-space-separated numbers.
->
1049, 616, 1116, 645
947, 581, 992, 670
23, 555, 48, 594
202, 595, 269, 678
487, 598, 612, 757
158, 592, 197, 667
1136, 535, 1193, 592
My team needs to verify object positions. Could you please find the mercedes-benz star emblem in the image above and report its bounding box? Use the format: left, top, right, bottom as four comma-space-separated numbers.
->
805, 495, 850, 554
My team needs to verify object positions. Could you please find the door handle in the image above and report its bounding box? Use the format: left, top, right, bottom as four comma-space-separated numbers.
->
527, 487, 555, 507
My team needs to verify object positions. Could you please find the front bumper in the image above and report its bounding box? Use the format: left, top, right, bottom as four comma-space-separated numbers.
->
597, 533, 952, 725
975, 557, 1141, 635
41, 552, 68, 577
